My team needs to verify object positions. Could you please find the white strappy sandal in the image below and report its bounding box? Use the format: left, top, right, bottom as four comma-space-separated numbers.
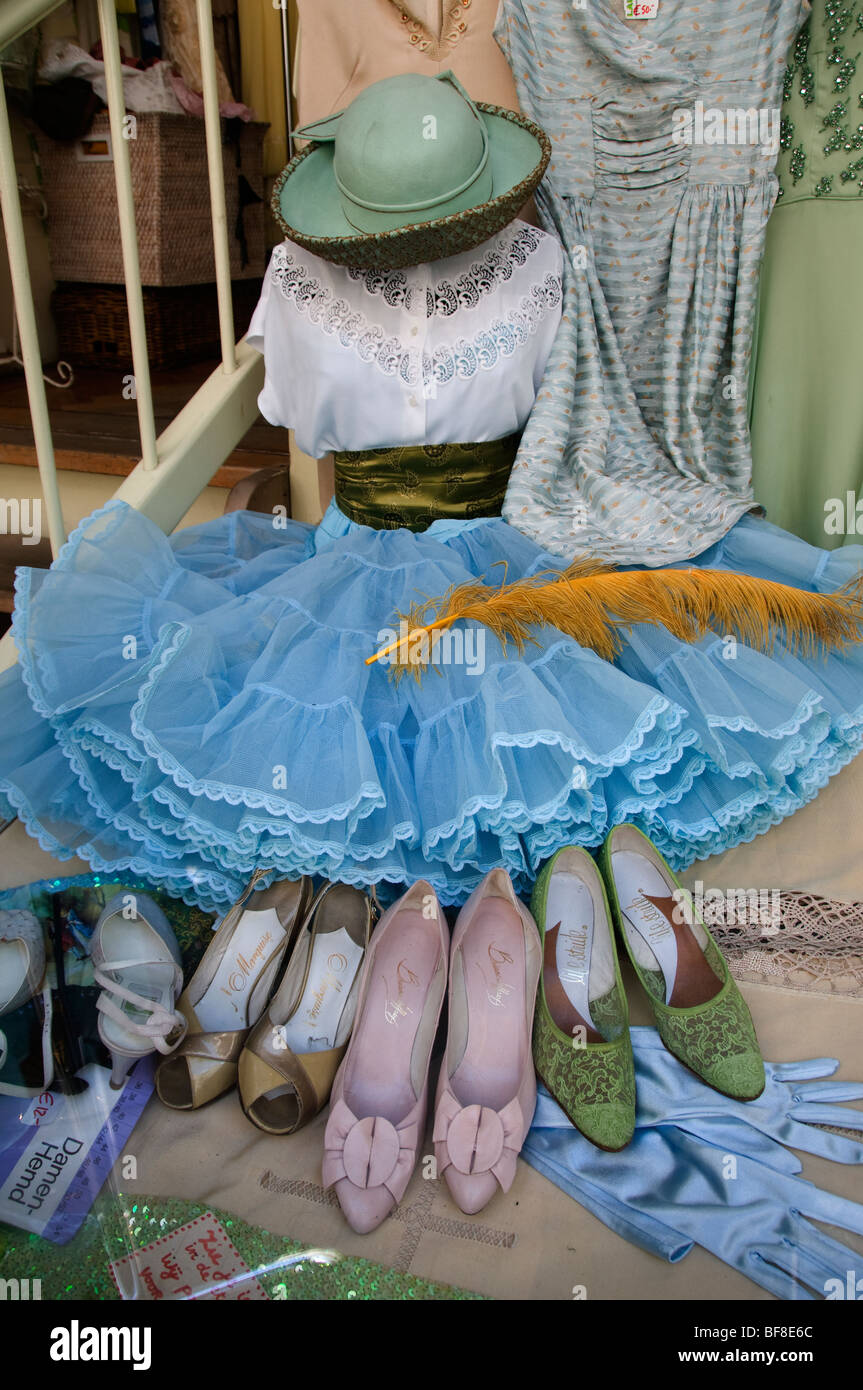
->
90, 892, 186, 1088
0, 909, 54, 1096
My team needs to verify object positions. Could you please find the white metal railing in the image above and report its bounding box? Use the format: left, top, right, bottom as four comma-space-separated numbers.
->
0, 54, 65, 554
96, 0, 159, 474
0, 0, 266, 669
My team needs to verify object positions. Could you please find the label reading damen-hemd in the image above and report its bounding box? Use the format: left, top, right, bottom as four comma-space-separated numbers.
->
0, 1060, 153, 1242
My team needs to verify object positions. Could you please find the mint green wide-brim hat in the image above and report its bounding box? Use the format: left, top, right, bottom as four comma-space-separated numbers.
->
272, 71, 551, 271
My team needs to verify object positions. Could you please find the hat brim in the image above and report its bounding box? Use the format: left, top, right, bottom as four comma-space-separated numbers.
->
272, 104, 551, 271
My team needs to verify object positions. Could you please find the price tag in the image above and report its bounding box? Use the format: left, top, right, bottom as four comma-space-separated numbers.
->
625, 0, 660, 17
109, 1213, 268, 1301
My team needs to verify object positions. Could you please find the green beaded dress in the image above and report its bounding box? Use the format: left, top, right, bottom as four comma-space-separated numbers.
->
750, 0, 863, 548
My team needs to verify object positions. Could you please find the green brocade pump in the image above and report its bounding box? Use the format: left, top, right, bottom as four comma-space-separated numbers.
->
600, 825, 765, 1103
530, 846, 636, 1152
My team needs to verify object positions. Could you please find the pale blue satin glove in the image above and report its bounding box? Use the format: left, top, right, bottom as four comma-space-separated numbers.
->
525, 1090, 863, 1300
631, 1027, 863, 1165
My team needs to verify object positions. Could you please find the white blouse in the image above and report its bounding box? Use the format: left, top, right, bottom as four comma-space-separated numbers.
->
246, 221, 563, 459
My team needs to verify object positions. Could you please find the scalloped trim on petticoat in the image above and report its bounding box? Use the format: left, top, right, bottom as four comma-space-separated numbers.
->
4, 720, 863, 911
128, 618, 699, 831
5, 497, 863, 908
11, 503, 168, 721
0, 775, 242, 910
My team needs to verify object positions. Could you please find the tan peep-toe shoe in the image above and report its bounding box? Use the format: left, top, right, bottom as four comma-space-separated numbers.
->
155, 870, 313, 1110
238, 882, 376, 1135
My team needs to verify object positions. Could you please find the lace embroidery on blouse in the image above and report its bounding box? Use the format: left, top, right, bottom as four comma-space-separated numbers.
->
345, 223, 549, 315
269, 242, 562, 390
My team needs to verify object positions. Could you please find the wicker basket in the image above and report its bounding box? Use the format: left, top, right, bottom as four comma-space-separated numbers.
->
51, 279, 263, 369
37, 113, 268, 287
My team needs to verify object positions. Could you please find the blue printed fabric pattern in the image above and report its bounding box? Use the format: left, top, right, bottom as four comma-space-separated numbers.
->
496, 0, 810, 565
0, 497, 861, 911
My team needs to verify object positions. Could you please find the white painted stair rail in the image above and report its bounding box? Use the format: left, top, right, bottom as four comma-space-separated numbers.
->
0, 0, 266, 672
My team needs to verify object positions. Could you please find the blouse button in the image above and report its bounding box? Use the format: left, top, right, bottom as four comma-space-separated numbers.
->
409, 395, 418, 408
410, 325, 418, 336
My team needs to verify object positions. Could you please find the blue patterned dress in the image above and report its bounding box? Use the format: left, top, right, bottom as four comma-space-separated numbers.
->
497, 0, 811, 565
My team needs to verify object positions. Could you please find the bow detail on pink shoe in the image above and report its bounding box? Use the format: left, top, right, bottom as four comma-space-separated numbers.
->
433, 1093, 525, 1194
323, 1099, 420, 1202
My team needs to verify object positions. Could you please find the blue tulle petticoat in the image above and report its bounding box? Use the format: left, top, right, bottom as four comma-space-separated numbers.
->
0, 499, 860, 910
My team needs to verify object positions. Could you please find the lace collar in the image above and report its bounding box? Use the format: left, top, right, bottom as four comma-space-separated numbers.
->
269, 239, 562, 391
345, 224, 549, 317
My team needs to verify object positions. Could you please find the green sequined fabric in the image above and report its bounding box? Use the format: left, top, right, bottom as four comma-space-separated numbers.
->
333, 435, 520, 531
751, 1, 863, 545
778, 1, 863, 199
0, 1196, 486, 1301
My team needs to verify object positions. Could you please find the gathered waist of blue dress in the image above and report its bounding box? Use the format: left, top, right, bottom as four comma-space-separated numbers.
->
315, 498, 508, 551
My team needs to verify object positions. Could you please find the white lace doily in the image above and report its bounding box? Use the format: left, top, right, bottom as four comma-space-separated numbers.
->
710, 892, 863, 997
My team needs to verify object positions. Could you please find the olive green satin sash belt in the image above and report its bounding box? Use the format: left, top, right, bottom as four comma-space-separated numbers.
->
333, 435, 520, 532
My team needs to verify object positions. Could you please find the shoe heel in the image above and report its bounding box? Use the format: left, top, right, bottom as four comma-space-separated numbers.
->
108, 1050, 136, 1089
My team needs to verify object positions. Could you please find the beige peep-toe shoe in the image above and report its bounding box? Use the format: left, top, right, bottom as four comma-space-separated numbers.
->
155, 871, 313, 1110
238, 882, 376, 1135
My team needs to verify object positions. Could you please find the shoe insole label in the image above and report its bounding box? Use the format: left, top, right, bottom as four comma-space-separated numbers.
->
280, 928, 365, 1053
195, 908, 288, 1032
453, 904, 527, 1115
612, 852, 680, 1004
546, 875, 598, 1032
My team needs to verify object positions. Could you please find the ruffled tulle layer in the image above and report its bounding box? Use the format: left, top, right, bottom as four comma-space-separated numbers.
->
0, 500, 861, 909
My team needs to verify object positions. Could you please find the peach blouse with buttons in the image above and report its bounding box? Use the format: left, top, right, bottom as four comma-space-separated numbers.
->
292, 1, 520, 125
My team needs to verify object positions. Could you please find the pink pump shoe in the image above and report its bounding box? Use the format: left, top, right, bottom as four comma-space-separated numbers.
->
433, 868, 541, 1215
322, 880, 448, 1235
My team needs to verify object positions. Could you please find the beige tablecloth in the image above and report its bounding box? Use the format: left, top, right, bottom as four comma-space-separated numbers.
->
3, 753, 863, 1299
110, 978, 863, 1301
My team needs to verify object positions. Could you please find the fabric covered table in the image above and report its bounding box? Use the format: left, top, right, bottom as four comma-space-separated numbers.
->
1, 751, 862, 1299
